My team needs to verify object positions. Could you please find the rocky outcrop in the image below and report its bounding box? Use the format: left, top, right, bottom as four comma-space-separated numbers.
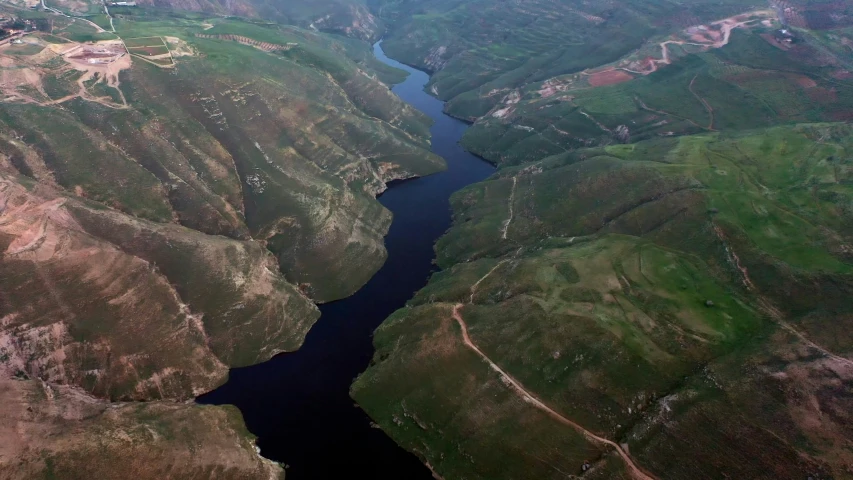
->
0, 176, 318, 401
0, 376, 283, 480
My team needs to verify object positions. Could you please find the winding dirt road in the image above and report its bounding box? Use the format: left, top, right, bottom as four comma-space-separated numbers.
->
619, 10, 775, 76
450, 303, 657, 480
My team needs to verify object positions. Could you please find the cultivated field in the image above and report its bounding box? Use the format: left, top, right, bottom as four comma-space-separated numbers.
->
124, 35, 173, 66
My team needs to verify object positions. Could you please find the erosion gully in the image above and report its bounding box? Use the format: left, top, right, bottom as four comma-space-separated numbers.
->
197, 41, 495, 479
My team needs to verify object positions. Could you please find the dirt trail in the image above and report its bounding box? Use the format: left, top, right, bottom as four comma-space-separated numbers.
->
468, 259, 509, 303
42, 70, 129, 109
450, 303, 656, 480
712, 224, 853, 368
658, 14, 769, 67
618, 11, 774, 76
758, 298, 853, 368
635, 96, 712, 131
500, 176, 517, 240
103, 2, 116, 33
40, 0, 109, 34
579, 109, 611, 133
688, 74, 714, 129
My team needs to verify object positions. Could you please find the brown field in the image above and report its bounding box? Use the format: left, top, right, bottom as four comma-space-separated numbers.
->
588, 69, 633, 87
64, 42, 126, 66
760, 33, 792, 50
128, 46, 169, 56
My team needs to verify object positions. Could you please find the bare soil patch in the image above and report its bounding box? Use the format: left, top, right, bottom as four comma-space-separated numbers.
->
793, 74, 817, 89
831, 69, 853, 80
588, 69, 633, 87
760, 33, 793, 51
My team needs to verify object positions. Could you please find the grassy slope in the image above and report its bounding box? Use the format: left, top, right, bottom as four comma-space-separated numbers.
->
462, 26, 853, 167
354, 124, 853, 479
0, 6, 442, 479
0, 11, 444, 301
0, 2, 453, 394
373, 0, 759, 117
126, 0, 382, 40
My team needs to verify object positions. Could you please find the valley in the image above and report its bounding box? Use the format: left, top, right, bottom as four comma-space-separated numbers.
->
0, 0, 851, 478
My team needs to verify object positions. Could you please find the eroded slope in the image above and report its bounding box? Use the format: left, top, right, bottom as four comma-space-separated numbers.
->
0, 5, 444, 478
0, 13, 445, 301
0, 375, 283, 479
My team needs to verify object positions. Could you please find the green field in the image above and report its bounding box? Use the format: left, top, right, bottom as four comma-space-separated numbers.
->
4, 43, 44, 55
123, 35, 165, 48
128, 44, 170, 56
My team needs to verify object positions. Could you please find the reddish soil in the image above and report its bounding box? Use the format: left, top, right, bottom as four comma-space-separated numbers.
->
829, 109, 853, 121
792, 74, 817, 88
806, 87, 837, 104
588, 69, 633, 87
70, 52, 116, 60
760, 33, 792, 51
787, 45, 833, 67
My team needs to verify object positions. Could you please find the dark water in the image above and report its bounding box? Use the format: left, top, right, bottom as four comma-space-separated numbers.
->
197, 42, 495, 479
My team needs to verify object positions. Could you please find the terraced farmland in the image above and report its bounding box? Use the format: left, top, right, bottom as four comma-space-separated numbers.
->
195, 33, 297, 52
125, 35, 173, 65
461, 24, 853, 167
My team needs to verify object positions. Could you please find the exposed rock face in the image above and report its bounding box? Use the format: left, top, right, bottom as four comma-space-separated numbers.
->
423, 45, 448, 71
0, 9, 443, 477
0, 376, 284, 480
308, 4, 382, 41
0, 176, 318, 401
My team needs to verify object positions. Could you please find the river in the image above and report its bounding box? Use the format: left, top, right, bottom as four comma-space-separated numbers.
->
197, 41, 494, 479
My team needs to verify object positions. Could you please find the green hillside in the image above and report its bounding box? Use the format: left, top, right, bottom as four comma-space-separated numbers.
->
354, 123, 853, 478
